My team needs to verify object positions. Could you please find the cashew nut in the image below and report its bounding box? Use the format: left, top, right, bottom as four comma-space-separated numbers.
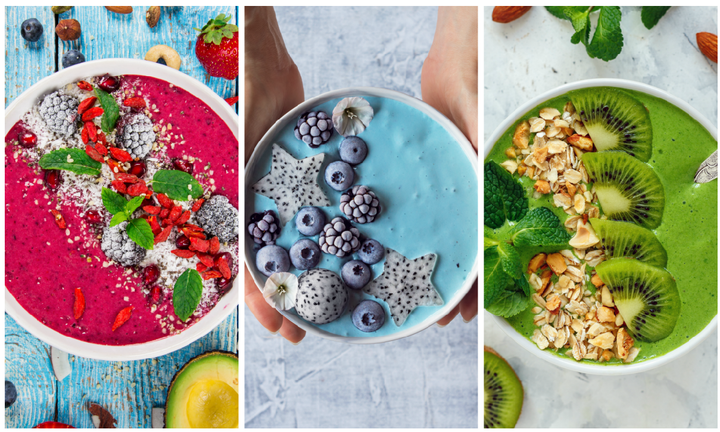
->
145, 45, 181, 70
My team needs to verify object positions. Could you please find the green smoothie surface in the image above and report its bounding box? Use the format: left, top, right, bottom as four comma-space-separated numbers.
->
486, 88, 717, 365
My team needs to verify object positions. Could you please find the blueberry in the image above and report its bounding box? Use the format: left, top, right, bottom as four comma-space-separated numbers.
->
358, 239, 385, 265
341, 260, 372, 290
295, 207, 325, 236
324, 161, 355, 191
339, 136, 368, 165
21, 18, 43, 42
352, 300, 385, 332
289, 239, 321, 270
5, 380, 17, 408
62, 50, 85, 68
256, 245, 290, 277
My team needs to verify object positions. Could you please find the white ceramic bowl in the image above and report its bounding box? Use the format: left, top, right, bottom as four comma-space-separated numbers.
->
245, 87, 478, 343
5, 59, 239, 361
485, 78, 718, 375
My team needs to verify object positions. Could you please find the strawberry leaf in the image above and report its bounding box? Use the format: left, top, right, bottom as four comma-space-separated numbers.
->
39, 148, 102, 176
173, 269, 203, 321
152, 169, 203, 201
126, 218, 154, 250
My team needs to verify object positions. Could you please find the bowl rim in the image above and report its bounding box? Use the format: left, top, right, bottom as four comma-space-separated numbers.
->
245, 86, 478, 344
484, 77, 718, 375
5, 58, 239, 361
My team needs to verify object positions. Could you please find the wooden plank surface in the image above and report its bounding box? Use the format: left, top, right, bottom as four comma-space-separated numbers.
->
5, 5, 238, 428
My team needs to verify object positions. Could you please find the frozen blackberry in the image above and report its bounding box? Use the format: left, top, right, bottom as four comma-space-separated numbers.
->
101, 221, 146, 267
318, 217, 361, 258
294, 111, 333, 148
339, 185, 380, 224
115, 113, 156, 159
38, 91, 79, 136
247, 210, 280, 246
195, 195, 239, 243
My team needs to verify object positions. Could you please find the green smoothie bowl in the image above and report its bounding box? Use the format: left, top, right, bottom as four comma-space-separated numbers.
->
484, 78, 717, 375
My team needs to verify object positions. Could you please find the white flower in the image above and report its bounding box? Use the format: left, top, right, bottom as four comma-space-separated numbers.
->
262, 272, 298, 311
332, 97, 374, 136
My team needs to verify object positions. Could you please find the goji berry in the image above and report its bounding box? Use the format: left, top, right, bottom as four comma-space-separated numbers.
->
143, 205, 161, 215
216, 257, 232, 279
85, 121, 97, 142
197, 252, 215, 268
190, 237, 210, 253
77, 80, 93, 91
97, 131, 107, 146
77, 96, 97, 115
175, 210, 191, 226
182, 227, 206, 239
85, 144, 104, 162
73, 287, 85, 320
123, 97, 147, 109
168, 205, 182, 222
191, 198, 205, 212
154, 225, 173, 244
81, 124, 89, 144
182, 223, 204, 232
161, 218, 174, 227
114, 173, 140, 183
156, 193, 173, 208
196, 263, 208, 273
111, 180, 127, 194
171, 249, 195, 258
209, 236, 220, 255
145, 190, 153, 199
50, 209, 67, 229
127, 181, 149, 197
95, 141, 108, 156
111, 306, 134, 332
201, 270, 223, 280
107, 159, 125, 174
109, 147, 133, 162
148, 215, 161, 234
159, 208, 170, 219
81, 106, 104, 122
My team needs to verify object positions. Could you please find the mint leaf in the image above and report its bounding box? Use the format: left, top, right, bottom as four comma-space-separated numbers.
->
510, 207, 571, 247
102, 187, 128, 215
94, 88, 120, 133
484, 161, 528, 229
125, 196, 145, 216
173, 269, 203, 321
126, 218, 154, 250
516, 273, 533, 297
564, 7, 591, 46
39, 149, 102, 176
641, 6, 670, 29
152, 170, 203, 201
484, 246, 510, 308
497, 242, 522, 280
545, 6, 569, 19
485, 283, 531, 318
587, 6, 623, 61
109, 212, 128, 227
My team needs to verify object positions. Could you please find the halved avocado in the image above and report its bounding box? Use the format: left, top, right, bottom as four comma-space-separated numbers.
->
164, 350, 238, 428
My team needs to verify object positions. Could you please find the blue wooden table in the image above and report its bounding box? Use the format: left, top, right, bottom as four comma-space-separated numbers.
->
5, 6, 238, 428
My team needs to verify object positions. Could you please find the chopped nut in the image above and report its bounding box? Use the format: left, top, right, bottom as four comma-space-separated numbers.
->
601, 286, 614, 307
555, 275, 574, 294
528, 253, 547, 273
567, 134, 594, 151
573, 120, 588, 136
574, 194, 586, 213
601, 349, 614, 362
534, 179, 551, 194
546, 253, 567, 275
597, 306, 616, 323
616, 328, 634, 360
569, 219, 600, 250
546, 124, 560, 138
505, 147, 517, 159
500, 159, 518, 174
526, 166, 535, 179
615, 313, 624, 327
591, 273, 603, 287
540, 107, 561, 120
513, 121, 531, 149
624, 347, 640, 363
546, 294, 562, 313
533, 146, 549, 164
564, 169, 582, 184
531, 306, 542, 314
589, 332, 615, 350
587, 322, 605, 338
517, 164, 527, 176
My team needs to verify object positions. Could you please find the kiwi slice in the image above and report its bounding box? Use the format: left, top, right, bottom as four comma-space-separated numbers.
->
583, 151, 665, 229
589, 218, 668, 268
484, 346, 523, 428
596, 259, 680, 342
568, 87, 653, 162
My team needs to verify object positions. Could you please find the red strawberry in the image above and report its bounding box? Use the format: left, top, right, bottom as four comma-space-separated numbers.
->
225, 96, 238, 105
194, 13, 238, 80
34, 422, 75, 428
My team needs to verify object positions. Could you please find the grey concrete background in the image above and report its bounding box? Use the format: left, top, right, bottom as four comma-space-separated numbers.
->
485, 6, 717, 428
245, 7, 478, 428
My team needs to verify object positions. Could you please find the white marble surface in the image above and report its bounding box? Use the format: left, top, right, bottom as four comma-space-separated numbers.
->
484, 6, 717, 428
245, 7, 478, 428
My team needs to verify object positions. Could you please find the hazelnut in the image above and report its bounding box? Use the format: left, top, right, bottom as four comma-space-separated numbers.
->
55, 19, 81, 41
146, 6, 160, 28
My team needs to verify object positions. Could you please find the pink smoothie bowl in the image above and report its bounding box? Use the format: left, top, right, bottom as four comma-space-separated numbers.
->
4, 59, 239, 361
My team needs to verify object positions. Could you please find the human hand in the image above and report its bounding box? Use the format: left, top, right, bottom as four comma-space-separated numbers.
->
421, 6, 479, 325
244, 6, 306, 343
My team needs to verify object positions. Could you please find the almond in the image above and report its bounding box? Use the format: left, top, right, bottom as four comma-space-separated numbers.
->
697, 32, 718, 63
105, 6, 133, 14
492, 6, 532, 23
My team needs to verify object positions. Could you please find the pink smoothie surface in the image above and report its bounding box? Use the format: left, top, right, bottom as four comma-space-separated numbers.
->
5, 75, 238, 346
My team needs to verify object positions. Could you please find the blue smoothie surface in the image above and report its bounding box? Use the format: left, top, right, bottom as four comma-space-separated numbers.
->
246, 96, 478, 337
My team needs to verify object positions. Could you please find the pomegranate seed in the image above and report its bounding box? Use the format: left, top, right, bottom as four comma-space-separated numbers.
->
172, 158, 193, 174
85, 210, 102, 224
216, 276, 235, 293
97, 74, 120, 92
43, 170, 62, 191
215, 252, 234, 270
148, 285, 163, 305
143, 264, 160, 285
20, 132, 37, 148
128, 161, 146, 177
176, 235, 191, 249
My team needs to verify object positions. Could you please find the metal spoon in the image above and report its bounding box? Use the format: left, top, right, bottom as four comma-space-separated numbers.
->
694, 150, 717, 183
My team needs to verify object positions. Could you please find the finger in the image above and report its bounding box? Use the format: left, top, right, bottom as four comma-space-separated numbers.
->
279, 317, 306, 344
460, 279, 478, 322
244, 266, 283, 333
437, 304, 461, 327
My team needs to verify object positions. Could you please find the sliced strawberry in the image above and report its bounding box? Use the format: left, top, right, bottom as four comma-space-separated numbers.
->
225, 96, 238, 105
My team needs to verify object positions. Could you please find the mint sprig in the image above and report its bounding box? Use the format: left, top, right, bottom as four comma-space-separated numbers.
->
510, 207, 572, 247
152, 170, 203, 201
484, 161, 528, 229
641, 6, 671, 30
39, 148, 102, 176
126, 218, 154, 250
101, 187, 154, 249
173, 269, 203, 321
94, 87, 120, 133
